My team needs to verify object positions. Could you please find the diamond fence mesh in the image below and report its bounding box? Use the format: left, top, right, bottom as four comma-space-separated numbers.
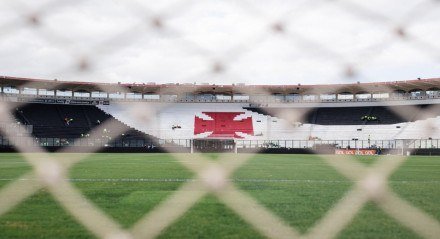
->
0, 0, 440, 238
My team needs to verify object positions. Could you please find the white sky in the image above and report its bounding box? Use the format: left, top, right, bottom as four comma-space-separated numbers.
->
0, 0, 439, 85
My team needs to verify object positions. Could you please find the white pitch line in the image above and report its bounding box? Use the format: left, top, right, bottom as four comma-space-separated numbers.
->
2, 162, 440, 168
0, 178, 439, 183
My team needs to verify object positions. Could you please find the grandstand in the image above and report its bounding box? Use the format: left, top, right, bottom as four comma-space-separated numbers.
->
1, 76, 440, 239
1, 76, 439, 154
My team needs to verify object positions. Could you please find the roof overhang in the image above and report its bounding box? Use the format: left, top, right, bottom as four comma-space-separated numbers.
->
1, 76, 439, 95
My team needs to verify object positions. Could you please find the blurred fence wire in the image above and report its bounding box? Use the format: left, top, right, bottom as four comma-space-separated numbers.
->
0, 0, 440, 238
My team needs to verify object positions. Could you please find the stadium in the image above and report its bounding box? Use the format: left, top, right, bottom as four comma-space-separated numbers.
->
0, 76, 439, 239
1, 76, 440, 155
1, 1, 440, 239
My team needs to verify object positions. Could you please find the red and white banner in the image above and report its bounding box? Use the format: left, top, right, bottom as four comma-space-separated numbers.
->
335, 149, 377, 155
194, 112, 254, 139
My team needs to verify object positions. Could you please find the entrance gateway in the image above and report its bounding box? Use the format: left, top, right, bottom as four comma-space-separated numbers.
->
192, 139, 236, 153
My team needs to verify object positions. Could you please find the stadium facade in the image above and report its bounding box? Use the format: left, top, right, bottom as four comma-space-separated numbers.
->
1, 76, 439, 154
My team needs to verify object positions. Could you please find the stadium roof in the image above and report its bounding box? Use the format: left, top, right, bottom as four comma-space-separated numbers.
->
1, 76, 439, 95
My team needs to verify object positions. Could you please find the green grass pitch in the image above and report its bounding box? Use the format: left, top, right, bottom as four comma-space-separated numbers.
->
0, 153, 439, 239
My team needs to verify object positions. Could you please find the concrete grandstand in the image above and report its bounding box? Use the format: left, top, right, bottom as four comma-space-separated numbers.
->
1, 76, 439, 154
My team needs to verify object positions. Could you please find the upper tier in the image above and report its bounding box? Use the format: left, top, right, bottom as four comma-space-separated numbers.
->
1, 76, 439, 106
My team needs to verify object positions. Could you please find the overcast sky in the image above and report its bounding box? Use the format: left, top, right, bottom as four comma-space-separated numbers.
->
0, 0, 439, 85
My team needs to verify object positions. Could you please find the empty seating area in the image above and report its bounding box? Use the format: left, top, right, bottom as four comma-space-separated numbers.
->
18, 104, 64, 127
246, 105, 438, 125
97, 102, 440, 143
57, 105, 90, 127
312, 107, 369, 125
12, 103, 155, 141
98, 103, 256, 141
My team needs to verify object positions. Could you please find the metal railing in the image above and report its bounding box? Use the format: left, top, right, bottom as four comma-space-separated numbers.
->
1, 91, 440, 105
2, 136, 439, 151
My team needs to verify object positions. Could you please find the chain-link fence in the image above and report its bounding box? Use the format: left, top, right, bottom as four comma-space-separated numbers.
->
0, 0, 440, 238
